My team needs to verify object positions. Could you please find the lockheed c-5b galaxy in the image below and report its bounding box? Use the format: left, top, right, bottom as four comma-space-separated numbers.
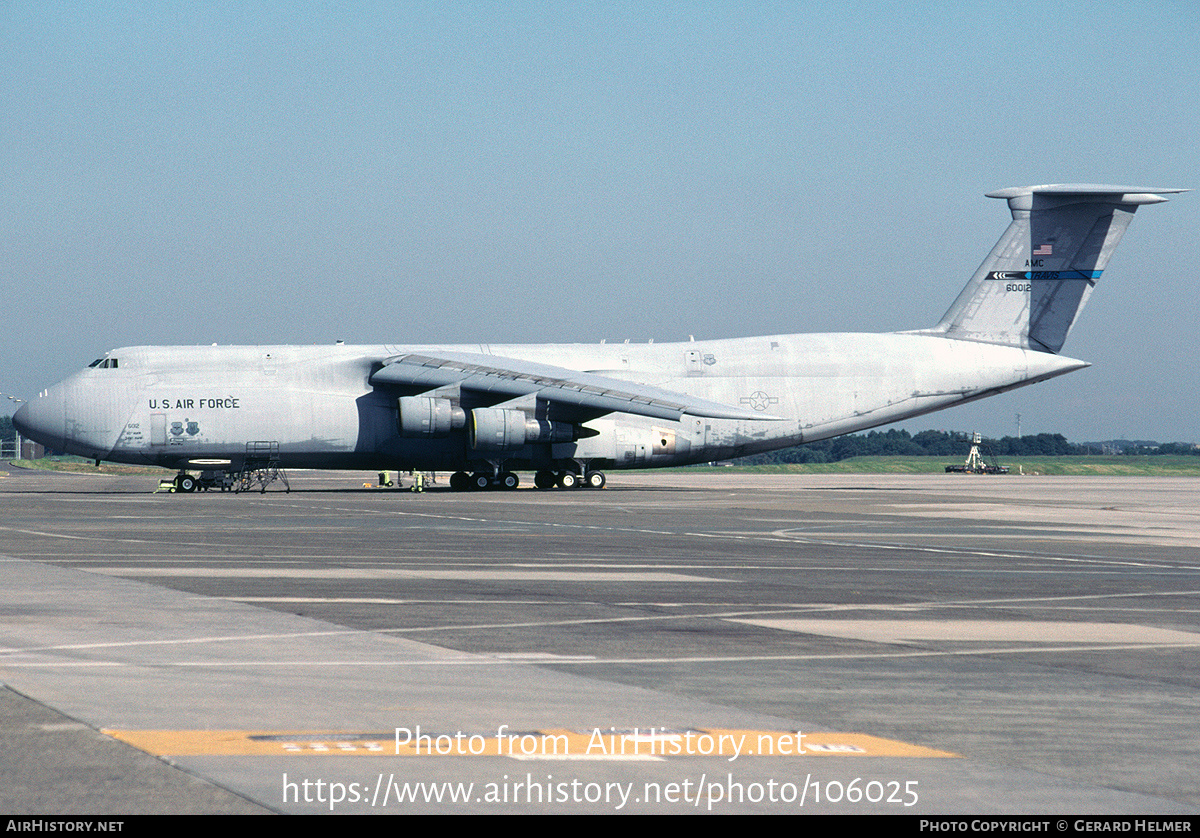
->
14, 184, 1183, 492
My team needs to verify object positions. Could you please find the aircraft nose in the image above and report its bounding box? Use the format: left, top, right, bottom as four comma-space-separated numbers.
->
12, 388, 67, 452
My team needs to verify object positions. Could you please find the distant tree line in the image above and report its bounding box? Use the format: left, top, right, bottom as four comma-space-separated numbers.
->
1118, 441, 1200, 456
734, 428, 1198, 465
0, 415, 12, 443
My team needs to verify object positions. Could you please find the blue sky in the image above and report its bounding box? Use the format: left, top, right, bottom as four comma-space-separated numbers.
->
3, 2, 1198, 441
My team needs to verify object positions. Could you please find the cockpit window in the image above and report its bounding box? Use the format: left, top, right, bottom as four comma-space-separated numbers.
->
88, 358, 119, 369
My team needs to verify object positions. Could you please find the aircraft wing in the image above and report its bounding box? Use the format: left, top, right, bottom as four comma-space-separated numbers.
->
370, 351, 780, 422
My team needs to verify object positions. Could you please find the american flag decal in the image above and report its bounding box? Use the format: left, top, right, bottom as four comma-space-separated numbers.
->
1033, 243, 1053, 256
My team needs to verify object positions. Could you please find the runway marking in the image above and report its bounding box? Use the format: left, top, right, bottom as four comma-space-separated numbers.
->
286, 501, 1200, 563
103, 728, 957, 758
230, 591, 1200, 607
221, 589, 1200, 639
85, 567, 720, 582
33, 562, 1200, 580
0, 628, 388, 656
767, 529, 1200, 570
613, 589, 1200, 610
41, 552, 1200, 577
231, 597, 579, 605
726, 619, 1200, 646
486, 642, 1200, 666
765, 528, 1200, 548
4, 590, 1197, 662
0, 527, 142, 543
487, 652, 597, 662
7, 642, 1200, 670
275, 501, 681, 537
8, 507, 1195, 570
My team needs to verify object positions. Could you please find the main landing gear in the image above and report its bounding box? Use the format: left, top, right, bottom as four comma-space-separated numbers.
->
448, 470, 522, 491
545, 469, 605, 489
447, 468, 606, 491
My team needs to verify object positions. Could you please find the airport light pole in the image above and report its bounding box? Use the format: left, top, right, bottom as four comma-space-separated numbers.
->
1, 393, 24, 460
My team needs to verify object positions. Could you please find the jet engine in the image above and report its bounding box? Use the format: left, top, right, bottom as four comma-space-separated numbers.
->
469, 408, 578, 452
397, 397, 467, 437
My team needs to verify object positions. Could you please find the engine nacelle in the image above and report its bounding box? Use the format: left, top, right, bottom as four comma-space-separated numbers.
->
398, 397, 466, 437
523, 418, 578, 445
469, 408, 527, 451
469, 408, 580, 451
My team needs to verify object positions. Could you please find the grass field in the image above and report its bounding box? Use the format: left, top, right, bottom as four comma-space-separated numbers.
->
8, 458, 169, 476
9, 455, 1200, 477
689, 455, 1200, 476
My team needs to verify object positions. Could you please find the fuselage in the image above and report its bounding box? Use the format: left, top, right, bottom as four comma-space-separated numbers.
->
14, 332, 1086, 474
17, 183, 1178, 483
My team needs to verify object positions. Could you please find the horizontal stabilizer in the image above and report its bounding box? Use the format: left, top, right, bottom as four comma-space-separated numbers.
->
986, 184, 1186, 204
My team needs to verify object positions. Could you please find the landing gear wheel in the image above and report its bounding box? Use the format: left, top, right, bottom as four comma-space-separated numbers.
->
175, 474, 197, 493
534, 470, 557, 489
558, 471, 579, 489
499, 471, 519, 490
584, 470, 606, 489
449, 471, 470, 491
470, 472, 492, 490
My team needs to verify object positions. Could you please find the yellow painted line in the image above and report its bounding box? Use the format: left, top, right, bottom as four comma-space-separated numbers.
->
104, 728, 958, 758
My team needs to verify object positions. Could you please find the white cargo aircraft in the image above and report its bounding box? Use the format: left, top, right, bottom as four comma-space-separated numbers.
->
14, 184, 1182, 491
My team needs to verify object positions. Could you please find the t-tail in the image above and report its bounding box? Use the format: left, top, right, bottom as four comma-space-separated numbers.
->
931, 184, 1185, 353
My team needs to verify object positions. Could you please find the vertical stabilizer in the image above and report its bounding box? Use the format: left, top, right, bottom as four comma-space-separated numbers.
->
934, 184, 1183, 353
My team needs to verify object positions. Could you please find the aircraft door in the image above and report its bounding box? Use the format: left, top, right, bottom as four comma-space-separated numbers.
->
150, 413, 166, 446
685, 349, 715, 376
616, 428, 648, 466
618, 442, 647, 466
